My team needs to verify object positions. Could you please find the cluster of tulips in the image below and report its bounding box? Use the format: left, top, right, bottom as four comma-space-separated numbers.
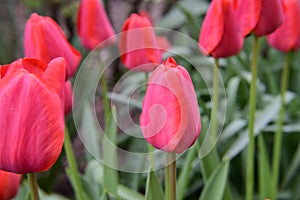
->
0, 0, 299, 199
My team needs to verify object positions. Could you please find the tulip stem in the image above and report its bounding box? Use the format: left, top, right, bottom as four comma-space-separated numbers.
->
101, 74, 110, 125
28, 173, 40, 200
165, 152, 176, 200
212, 58, 220, 142
271, 53, 290, 199
246, 36, 260, 200
64, 124, 85, 200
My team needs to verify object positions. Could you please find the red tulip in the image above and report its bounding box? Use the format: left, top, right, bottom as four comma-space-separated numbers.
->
235, 0, 284, 36
199, 0, 244, 58
119, 13, 162, 72
140, 57, 201, 154
24, 13, 81, 79
77, 0, 116, 50
0, 57, 65, 174
0, 170, 21, 200
64, 80, 73, 115
267, 0, 300, 52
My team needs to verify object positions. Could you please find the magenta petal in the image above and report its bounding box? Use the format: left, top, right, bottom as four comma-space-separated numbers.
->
140, 58, 201, 154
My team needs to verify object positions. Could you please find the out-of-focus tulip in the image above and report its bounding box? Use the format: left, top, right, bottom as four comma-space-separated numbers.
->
235, 0, 284, 36
140, 57, 201, 154
77, 0, 116, 50
119, 13, 162, 72
0, 170, 22, 200
199, 0, 244, 58
24, 13, 81, 79
64, 80, 73, 115
267, 0, 300, 52
157, 36, 171, 53
0, 57, 65, 174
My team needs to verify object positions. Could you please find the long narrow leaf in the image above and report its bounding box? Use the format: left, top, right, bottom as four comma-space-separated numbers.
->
258, 134, 272, 199
145, 168, 164, 200
199, 160, 230, 200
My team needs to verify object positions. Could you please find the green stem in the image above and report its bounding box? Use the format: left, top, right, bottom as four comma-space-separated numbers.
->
64, 124, 85, 200
271, 53, 291, 199
28, 173, 40, 200
101, 74, 110, 126
165, 152, 176, 200
212, 58, 220, 142
246, 36, 260, 200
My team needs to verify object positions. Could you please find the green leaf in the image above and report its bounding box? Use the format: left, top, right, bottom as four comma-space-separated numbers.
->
145, 168, 165, 200
199, 160, 230, 200
226, 77, 241, 122
223, 93, 295, 160
282, 142, 300, 188
102, 106, 119, 195
258, 134, 272, 199
85, 160, 144, 200
177, 145, 198, 200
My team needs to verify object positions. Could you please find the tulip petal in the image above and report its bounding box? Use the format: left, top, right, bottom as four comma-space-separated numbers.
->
0, 170, 21, 200
77, 0, 116, 50
199, 0, 224, 55
24, 13, 81, 79
267, 0, 300, 52
0, 71, 64, 174
236, 0, 262, 36
254, 0, 284, 36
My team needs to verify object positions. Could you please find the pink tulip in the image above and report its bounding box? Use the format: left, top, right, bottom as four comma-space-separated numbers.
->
199, 0, 244, 58
119, 13, 162, 72
267, 0, 300, 52
140, 57, 201, 154
0, 170, 21, 200
24, 13, 81, 79
235, 0, 284, 36
77, 0, 116, 50
0, 58, 65, 174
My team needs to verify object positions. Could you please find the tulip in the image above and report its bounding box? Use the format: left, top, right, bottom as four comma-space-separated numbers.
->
235, 0, 284, 36
199, 0, 244, 58
0, 57, 65, 174
77, 0, 116, 50
0, 170, 22, 200
267, 0, 300, 52
119, 13, 162, 72
24, 13, 81, 79
140, 57, 201, 154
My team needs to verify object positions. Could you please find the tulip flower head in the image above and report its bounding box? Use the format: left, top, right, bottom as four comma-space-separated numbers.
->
140, 57, 201, 154
0, 58, 65, 174
267, 0, 300, 52
199, 0, 244, 58
235, 0, 284, 36
24, 13, 81, 79
0, 170, 21, 200
77, 0, 116, 50
119, 13, 162, 72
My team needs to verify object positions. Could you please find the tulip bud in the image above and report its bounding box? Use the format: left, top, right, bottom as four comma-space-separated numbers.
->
140, 57, 201, 154
0, 170, 21, 200
267, 0, 300, 52
0, 58, 65, 174
77, 0, 116, 50
24, 13, 81, 79
199, 0, 244, 58
119, 13, 162, 72
235, 0, 284, 36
